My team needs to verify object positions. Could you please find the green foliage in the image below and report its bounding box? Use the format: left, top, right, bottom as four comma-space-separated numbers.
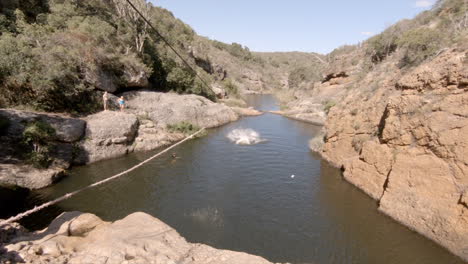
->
27, 151, 53, 168
23, 120, 56, 147
23, 120, 56, 168
396, 28, 443, 67
222, 79, 240, 98
323, 100, 336, 114
167, 121, 205, 137
212, 40, 256, 62
0, 0, 217, 113
288, 66, 322, 89
366, 29, 399, 63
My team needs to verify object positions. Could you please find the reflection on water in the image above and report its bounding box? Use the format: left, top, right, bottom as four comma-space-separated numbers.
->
7, 94, 464, 264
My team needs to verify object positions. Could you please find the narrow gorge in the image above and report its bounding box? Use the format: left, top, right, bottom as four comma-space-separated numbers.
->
1, 0, 467, 263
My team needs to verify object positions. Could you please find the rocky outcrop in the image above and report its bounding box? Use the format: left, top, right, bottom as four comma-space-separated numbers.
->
1, 212, 279, 264
133, 119, 186, 152
124, 91, 239, 129
319, 50, 468, 260
72, 91, 240, 164
0, 110, 85, 189
74, 111, 139, 164
270, 100, 326, 125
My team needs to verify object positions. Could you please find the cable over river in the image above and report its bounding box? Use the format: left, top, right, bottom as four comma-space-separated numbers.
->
4, 95, 464, 264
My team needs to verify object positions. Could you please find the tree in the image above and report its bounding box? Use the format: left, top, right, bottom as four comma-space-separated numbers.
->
112, 0, 150, 54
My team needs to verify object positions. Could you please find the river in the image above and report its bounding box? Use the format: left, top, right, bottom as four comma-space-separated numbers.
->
4, 95, 464, 264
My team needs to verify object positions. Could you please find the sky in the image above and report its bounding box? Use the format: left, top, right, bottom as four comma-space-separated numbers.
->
151, 0, 435, 54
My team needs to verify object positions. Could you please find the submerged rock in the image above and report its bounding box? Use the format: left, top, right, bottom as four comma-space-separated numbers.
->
1, 212, 281, 264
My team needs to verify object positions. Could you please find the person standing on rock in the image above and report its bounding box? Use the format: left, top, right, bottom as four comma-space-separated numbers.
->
118, 96, 126, 111
103, 91, 109, 111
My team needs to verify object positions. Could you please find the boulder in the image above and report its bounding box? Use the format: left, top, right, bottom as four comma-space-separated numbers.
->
0, 109, 85, 143
0, 109, 84, 189
74, 111, 139, 164
124, 91, 239, 129
0, 164, 65, 189
1, 212, 280, 264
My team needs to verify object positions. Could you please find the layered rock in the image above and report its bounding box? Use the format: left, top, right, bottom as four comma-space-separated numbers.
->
319, 50, 468, 260
1, 212, 279, 264
0, 110, 85, 189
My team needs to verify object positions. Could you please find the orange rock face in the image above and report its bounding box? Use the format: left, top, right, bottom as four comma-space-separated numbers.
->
321, 50, 468, 260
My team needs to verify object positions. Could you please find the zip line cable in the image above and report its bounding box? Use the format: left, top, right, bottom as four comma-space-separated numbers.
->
0, 128, 206, 227
123, 0, 213, 93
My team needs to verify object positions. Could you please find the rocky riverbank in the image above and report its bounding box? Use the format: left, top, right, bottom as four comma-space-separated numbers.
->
0, 212, 281, 264
322, 50, 468, 261
0, 91, 261, 190
299, 48, 468, 261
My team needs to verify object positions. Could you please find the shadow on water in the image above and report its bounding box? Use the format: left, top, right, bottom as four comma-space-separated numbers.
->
1, 94, 464, 264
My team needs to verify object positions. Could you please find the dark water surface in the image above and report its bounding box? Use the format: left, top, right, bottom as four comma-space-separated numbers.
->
12, 95, 464, 264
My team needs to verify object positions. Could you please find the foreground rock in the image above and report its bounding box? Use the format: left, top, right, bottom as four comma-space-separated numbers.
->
0, 110, 85, 189
319, 50, 468, 260
1, 212, 280, 264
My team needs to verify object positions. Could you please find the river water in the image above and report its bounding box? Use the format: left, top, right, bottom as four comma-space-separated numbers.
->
7, 95, 464, 264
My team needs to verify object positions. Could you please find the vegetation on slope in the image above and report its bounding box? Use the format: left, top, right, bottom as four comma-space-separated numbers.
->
0, 0, 215, 113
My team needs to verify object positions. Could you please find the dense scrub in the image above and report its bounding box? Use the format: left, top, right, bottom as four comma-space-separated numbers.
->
0, 0, 215, 113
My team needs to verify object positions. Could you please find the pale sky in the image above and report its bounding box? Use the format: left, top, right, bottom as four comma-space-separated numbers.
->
151, 0, 435, 54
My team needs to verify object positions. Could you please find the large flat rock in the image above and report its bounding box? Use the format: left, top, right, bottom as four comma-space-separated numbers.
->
2, 212, 281, 264
124, 91, 239, 128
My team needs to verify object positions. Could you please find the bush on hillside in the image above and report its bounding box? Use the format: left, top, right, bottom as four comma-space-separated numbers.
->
222, 79, 240, 98
0, 0, 218, 113
323, 100, 336, 114
396, 28, 443, 67
288, 66, 322, 89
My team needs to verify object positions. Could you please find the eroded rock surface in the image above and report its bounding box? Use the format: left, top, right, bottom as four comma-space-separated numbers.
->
1, 212, 279, 264
319, 50, 468, 260
74, 111, 139, 164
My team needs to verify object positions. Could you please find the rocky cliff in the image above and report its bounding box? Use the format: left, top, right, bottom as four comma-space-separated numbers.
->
274, 1, 468, 259
0, 212, 280, 264
320, 49, 468, 260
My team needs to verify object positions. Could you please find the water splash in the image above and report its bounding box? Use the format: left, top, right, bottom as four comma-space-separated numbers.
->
227, 128, 265, 145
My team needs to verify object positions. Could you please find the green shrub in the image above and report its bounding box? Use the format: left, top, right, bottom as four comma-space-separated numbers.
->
27, 151, 53, 168
396, 28, 443, 67
23, 120, 56, 168
222, 79, 240, 98
323, 100, 336, 114
167, 121, 205, 137
23, 121, 55, 150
